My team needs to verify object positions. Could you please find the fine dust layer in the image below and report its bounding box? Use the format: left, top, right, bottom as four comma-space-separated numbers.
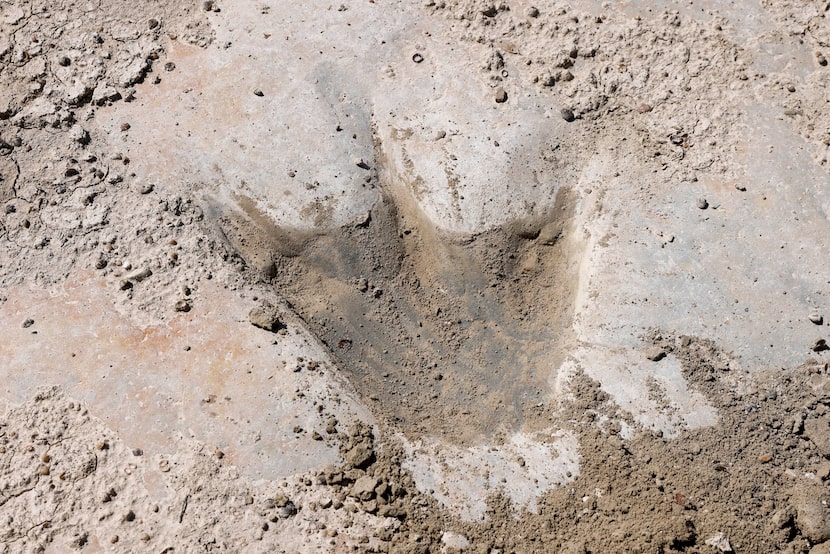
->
220, 183, 581, 445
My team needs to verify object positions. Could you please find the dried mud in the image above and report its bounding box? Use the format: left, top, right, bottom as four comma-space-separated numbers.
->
2, 0, 830, 552
218, 158, 582, 445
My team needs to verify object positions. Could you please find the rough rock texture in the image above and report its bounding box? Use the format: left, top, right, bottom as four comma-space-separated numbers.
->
3, 0, 830, 552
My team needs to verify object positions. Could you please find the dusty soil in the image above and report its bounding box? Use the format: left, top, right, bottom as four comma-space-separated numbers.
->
1, 0, 830, 552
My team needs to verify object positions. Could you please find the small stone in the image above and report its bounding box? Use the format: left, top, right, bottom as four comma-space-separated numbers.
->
703, 533, 732, 553
561, 108, 575, 122
139, 183, 154, 194
249, 305, 282, 332
412, 53, 424, 63
120, 122, 131, 132
123, 510, 135, 522
326, 417, 338, 434
203, 0, 215, 10
636, 103, 653, 113
277, 502, 297, 518
526, 6, 539, 17
481, 5, 498, 17
22, 318, 34, 328
58, 56, 71, 67
734, 183, 746, 191
148, 18, 159, 29
646, 347, 666, 362
812, 338, 828, 352
494, 87, 508, 103
174, 300, 191, 313
442, 532, 471, 551
351, 475, 379, 501
253, 88, 264, 97
696, 197, 709, 210
312, 431, 323, 441
771, 508, 795, 529
127, 267, 153, 283
795, 488, 830, 542
809, 313, 824, 325
355, 159, 370, 170
345, 443, 373, 468
293, 425, 303, 433
164, 62, 176, 72
37, 464, 50, 476
758, 453, 772, 464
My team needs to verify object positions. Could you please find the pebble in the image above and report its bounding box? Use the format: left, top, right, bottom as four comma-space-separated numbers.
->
795, 489, 830, 542
758, 453, 772, 463
139, 183, 154, 194
351, 475, 379, 501
345, 443, 373, 468
646, 347, 666, 362
809, 313, 824, 325
704, 533, 732, 552
812, 338, 828, 352
696, 197, 709, 210
249, 305, 282, 332
412, 53, 424, 63
734, 183, 746, 191
442, 532, 471, 551
253, 88, 264, 97
164, 62, 175, 72
561, 108, 575, 122
22, 318, 34, 328
148, 18, 159, 29
58, 56, 71, 67
494, 87, 508, 103
526, 6, 539, 17
174, 300, 191, 313
636, 103, 653, 113
127, 267, 153, 283
120, 122, 131, 132
277, 502, 297, 518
